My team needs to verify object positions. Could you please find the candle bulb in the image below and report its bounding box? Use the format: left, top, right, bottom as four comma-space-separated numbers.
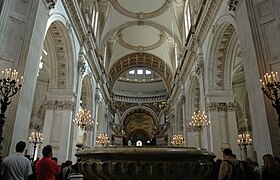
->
276, 72, 279, 82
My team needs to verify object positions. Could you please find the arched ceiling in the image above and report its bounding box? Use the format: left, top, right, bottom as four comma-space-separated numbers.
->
97, 0, 186, 99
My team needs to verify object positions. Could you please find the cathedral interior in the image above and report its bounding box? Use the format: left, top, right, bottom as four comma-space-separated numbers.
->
0, 0, 280, 168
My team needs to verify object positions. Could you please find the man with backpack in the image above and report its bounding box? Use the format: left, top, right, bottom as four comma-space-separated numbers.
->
218, 148, 241, 180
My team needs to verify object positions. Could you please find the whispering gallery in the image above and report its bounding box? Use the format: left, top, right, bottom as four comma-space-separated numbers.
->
0, 0, 280, 179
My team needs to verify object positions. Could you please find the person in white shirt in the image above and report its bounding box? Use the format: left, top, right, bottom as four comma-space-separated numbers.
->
1, 141, 33, 180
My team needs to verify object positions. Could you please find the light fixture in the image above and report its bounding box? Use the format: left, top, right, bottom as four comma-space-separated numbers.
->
0, 68, 23, 145
260, 71, 280, 126
73, 109, 93, 129
189, 110, 210, 131
237, 133, 252, 157
29, 131, 43, 162
171, 134, 185, 146
96, 133, 109, 146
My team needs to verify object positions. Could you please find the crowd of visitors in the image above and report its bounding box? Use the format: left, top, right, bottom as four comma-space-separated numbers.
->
210, 148, 280, 180
0, 141, 84, 180
1, 141, 280, 180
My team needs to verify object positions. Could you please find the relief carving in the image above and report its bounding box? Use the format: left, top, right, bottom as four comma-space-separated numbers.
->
45, 0, 57, 9
43, 100, 74, 110
207, 102, 237, 112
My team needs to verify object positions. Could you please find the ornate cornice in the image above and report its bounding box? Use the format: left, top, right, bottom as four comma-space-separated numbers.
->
111, 0, 172, 20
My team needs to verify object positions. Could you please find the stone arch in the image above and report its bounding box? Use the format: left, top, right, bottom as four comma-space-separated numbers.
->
206, 16, 238, 91
109, 53, 172, 93
43, 21, 75, 89
121, 106, 159, 126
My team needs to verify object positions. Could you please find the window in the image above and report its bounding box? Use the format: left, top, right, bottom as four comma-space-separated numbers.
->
129, 70, 135, 74
137, 69, 143, 74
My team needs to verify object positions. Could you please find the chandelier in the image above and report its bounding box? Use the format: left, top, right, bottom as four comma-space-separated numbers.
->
189, 111, 210, 131
171, 134, 185, 146
29, 131, 43, 162
237, 133, 252, 157
73, 109, 93, 129
260, 71, 280, 126
96, 133, 110, 146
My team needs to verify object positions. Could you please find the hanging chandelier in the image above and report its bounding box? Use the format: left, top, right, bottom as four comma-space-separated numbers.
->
96, 133, 110, 146
189, 110, 210, 131
73, 109, 93, 129
171, 134, 185, 146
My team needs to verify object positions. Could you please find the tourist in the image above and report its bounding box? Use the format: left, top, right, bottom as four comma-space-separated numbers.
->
261, 154, 280, 180
35, 145, 60, 180
0, 141, 33, 180
218, 148, 239, 180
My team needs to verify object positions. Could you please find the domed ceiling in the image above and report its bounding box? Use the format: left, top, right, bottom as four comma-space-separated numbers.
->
97, 0, 186, 102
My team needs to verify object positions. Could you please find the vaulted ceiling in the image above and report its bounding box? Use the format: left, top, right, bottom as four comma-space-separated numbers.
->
97, 0, 187, 99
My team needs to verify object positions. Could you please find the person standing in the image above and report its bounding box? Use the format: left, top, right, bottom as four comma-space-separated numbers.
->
35, 145, 60, 180
218, 148, 239, 180
0, 141, 33, 180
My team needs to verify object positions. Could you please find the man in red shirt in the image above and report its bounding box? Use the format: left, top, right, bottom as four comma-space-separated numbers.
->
36, 145, 60, 180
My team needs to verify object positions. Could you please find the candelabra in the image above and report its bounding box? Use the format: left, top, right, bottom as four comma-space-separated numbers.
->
73, 109, 93, 129
96, 133, 109, 146
260, 72, 280, 126
237, 133, 252, 157
189, 111, 211, 131
0, 68, 23, 145
29, 131, 43, 162
171, 134, 185, 146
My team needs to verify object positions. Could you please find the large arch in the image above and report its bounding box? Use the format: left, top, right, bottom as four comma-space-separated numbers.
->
109, 53, 173, 93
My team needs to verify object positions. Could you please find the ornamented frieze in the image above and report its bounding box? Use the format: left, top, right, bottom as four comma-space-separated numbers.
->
43, 100, 74, 110
207, 102, 237, 112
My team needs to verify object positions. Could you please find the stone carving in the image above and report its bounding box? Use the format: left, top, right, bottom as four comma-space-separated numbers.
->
45, 0, 57, 9
43, 100, 74, 110
207, 102, 237, 112
78, 58, 86, 75
227, 0, 239, 11
76, 147, 215, 179
195, 61, 203, 76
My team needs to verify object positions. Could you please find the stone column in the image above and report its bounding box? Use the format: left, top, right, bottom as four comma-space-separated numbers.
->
0, 0, 51, 157
207, 102, 239, 159
42, 99, 74, 164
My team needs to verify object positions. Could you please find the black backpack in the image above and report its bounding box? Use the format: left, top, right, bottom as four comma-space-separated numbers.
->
224, 160, 245, 180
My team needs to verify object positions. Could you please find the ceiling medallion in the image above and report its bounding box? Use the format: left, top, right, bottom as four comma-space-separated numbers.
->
111, 0, 172, 20
116, 28, 166, 51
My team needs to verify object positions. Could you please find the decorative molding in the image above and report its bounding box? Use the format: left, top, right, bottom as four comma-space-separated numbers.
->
78, 54, 86, 75
116, 29, 166, 52
111, 0, 172, 20
195, 61, 203, 76
43, 100, 75, 110
100, 20, 182, 54
227, 0, 239, 11
207, 102, 238, 112
45, 0, 57, 9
